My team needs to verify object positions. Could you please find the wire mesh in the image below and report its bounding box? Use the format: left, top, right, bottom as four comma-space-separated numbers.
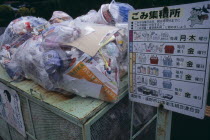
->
30, 101, 82, 140
91, 96, 131, 140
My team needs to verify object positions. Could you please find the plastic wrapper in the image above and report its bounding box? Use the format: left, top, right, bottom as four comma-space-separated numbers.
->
4, 61, 24, 81
75, 10, 104, 24
11, 22, 81, 90
76, 1, 134, 25
43, 21, 81, 44
0, 3, 131, 101
109, 1, 134, 23
18, 37, 63, 89
6, 21, 128, 102
0, 16, 49, 70
98, 1, 134, 25
49, 11, 73, 24
0, 16, 49, 48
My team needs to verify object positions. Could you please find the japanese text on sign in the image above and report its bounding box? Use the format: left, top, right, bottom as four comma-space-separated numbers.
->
129, 1, 210, 119
131, 8, 182, 20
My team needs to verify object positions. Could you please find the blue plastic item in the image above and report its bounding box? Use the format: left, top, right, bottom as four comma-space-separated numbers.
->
163, 81, 172, 89
119, 5, 133, 22
163, 70, 172, 78
43, 50, 62, 74
5, 62, 24, 81
163, 56, 173, 66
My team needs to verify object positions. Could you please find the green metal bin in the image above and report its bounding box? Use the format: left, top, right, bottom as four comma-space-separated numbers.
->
0, 66, 130, 140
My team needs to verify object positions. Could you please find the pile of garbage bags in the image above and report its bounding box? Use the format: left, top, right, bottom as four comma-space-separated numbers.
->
0, 1, 133, 102
76, 1, 133, 25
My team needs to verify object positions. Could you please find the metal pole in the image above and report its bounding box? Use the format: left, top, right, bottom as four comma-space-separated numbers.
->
156, 105, 172, 140
130, 101, 134, 140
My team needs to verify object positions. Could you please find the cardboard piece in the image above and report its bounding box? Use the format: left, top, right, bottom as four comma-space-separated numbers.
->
64, 24, 119, 56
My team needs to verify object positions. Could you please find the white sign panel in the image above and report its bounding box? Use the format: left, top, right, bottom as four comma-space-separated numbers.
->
129, 1, 210, 119
0, 83, 26, 137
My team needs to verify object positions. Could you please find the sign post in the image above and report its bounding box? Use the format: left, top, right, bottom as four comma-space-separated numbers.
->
156, 105, 172, 140
128, 1, 210, 119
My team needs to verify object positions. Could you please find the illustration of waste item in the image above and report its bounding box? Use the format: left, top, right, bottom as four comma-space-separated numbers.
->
150, 55, 159, 64
143, 88, 152, 95
138, 66, 146, 74
137, 86, 145, 93
151, 90, 158, 96
163, 69, 172, 78
158, 90, 164, 97
133, 31, 141, 40
147, 67, 159, 76
159, 91, 173, 100
162, 94, 173, 100
163, 81, 172, 89
149, 78, 157, 86
145, 43, 158, 52
145, 44, 151, 52
137, 86, 158, 97
139, 54, 147, 63
147, 66, 150, 74
159, 44, 164, 53
138, 76, 148, 85
137, 66, 141, 73
133, 45, 139, 52
163, 56, 173, 66
165, 45, 175, 54
152, 32, 160, 40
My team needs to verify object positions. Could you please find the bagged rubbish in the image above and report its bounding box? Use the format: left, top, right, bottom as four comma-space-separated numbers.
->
109, 0, 134, 23
98, 1, 134, 25
75, 10, 103, 24
4, 61, 24, 81
12, 21, 81, 90
8, 21, 127, 102
49, 11, 73, 24
76, 1, 134, 25
51, 22, 127, 101
0, 4, 131, 102
0, 16, 49, 48
43, 21, 81, 44
0, 16, 49, 69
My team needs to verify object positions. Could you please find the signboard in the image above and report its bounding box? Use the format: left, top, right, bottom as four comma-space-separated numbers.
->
0, 83, 26, 137
129, 1, 210, 119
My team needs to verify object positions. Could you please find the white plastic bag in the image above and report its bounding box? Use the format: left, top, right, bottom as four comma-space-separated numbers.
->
49, 11, 73, 24
98, 1, 134, 25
